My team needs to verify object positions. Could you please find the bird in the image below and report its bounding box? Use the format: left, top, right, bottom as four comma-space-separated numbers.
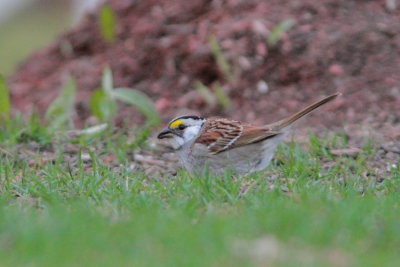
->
157, 92, 340, 175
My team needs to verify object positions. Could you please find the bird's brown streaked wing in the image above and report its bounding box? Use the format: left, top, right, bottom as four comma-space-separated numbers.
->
195, 118, 242, 154
231, 125, 280, 148
195, 118, 279, 154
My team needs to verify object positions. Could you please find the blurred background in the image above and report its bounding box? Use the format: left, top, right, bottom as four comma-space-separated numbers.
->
1, 0, 399, 135
0, 0, 101, 75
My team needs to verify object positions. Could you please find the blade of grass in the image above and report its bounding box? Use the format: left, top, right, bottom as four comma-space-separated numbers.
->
267, 19, 295, 47
213, 82, 231, 110
208, 35, 234, 81
99, 4, 116, 43
195, 81, 215, 106
0, 75, 10, 121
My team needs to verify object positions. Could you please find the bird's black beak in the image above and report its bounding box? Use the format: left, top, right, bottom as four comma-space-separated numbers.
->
157, 128, 173, 139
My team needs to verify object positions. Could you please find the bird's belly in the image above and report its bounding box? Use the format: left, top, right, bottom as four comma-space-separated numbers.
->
183, 136, 284, 175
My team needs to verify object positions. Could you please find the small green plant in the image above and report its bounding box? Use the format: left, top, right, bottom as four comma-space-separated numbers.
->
17, 112, 51, 144
45, 77, 77, 132
195, 81, 231, 110
195, 81, 215, 106
267, 19, 295, 47
89, 67, 117, 121
208, 35, 234, 82
99, 4, 116, 43
213, 82, 231, 110
90, 67, 160, 126
0, 75, 10, 122
111, 89, 160, 126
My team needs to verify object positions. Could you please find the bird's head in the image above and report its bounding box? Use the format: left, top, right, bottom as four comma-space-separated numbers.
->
157, 115, 205, 150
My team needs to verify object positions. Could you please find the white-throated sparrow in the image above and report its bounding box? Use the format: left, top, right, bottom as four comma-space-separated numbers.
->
158, 93, 340, 175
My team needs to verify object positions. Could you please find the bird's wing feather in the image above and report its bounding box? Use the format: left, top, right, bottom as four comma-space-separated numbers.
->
195, 118, 280, 154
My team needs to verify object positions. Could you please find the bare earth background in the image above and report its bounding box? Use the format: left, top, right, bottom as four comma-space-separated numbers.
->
7, 0, 400, 152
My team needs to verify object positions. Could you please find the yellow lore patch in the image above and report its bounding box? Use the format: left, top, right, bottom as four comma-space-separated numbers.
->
169, 120, 182, 128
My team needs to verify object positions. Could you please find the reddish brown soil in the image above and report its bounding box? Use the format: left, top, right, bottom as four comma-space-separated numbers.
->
8, 0, 400, 136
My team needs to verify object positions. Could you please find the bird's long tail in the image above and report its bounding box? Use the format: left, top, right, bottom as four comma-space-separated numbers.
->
270, 92, 341, 130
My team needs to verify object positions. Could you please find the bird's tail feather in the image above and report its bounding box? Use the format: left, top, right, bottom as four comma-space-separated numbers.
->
270, 92, 341, 130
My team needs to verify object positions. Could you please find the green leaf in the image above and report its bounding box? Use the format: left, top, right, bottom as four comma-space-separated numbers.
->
89, 89, 116, 121
195, 81, 215, 106
111, 88, 160, 126
208, 35, 233, 81
195, 81, 231, 110
0, 75, 10, 121
267, 19, 295, 47
99, 4, 116, 43
213, 82, 231, 110
45, 78, 76, 132
101, 66, 114, 97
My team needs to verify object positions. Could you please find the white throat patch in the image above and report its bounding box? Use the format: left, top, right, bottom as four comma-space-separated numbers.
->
182, 125, 202, 142
169, 136, 185, 150
169, 124, 202, 150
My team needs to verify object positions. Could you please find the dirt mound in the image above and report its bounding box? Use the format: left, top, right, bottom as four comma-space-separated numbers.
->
8, 0, 400, 131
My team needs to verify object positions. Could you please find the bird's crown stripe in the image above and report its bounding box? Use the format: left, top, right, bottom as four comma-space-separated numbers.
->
169, 120, 182, 128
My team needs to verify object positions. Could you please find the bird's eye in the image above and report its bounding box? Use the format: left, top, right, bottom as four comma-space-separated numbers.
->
178, 124, 186, 130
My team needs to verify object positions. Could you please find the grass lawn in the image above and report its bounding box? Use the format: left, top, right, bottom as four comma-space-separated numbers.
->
0, 116, 399, 266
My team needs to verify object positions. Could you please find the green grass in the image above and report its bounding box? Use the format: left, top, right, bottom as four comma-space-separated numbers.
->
0, 116, 399, 266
